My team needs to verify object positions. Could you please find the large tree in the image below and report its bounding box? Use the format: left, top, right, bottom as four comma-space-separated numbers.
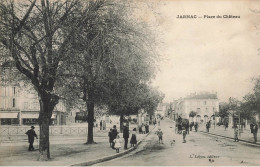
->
59, 0, 160, 143
0, 0, 80, 160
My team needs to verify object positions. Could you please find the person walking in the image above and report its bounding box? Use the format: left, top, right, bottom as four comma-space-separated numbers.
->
25, 126, 38, 151
194, 122, 198, 132
234, 124, 239, 142
155, 128, 163, 144
253, 123, 258, 143
206, 122, 210, 132
108, 129, 113, 147
130, 128, 137, 147
123, 126, 129, 149
111, 125, 118, 149
185, 123, 189, 134
113, 135, 122, 153
183, 129, 187, 143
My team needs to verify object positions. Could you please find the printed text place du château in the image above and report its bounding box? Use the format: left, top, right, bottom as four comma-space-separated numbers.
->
176, 15, 240, 19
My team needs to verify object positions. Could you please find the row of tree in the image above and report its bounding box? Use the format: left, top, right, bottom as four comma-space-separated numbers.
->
0, 0, 164, 160
219, 77, 260, 124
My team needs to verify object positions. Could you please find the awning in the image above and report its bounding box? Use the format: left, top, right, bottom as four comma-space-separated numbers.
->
0, 112, 18, 118
21, 113, 56, 119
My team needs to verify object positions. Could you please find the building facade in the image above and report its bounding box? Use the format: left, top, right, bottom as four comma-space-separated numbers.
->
0, 70, 67, 125
175, 92, 219, 123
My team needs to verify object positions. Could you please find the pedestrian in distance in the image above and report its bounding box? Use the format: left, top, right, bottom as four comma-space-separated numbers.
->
224, 122, 228, 131
194, 122, 198, 132
185, 123, 189, 134
189, 122, 194, 131
123, 126, 129, 149
142, 124, 145, 134
139, 125, 142, 134
206, 122, 210, 132
145, 123, 149, 133
155, 128, 163, 144
234, 124, 239, 142
100, 120, 103, 130
182, 129, 187, 143
130, 128, 137, 147
111, 125, 118, 149
253, 123, 258, 143
25, 126, 38, 151
108, 128, 113, 147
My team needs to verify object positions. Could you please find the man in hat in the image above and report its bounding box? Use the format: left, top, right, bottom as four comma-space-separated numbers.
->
111, 125, 118, 149
25, 126, 38, 151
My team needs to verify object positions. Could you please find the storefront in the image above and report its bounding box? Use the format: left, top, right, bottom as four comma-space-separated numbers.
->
21, 111, 57, 125
0, 112, 19, 125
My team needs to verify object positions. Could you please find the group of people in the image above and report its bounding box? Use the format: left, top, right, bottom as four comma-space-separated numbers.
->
108, 125, 137, 153
138, 123, 149, 134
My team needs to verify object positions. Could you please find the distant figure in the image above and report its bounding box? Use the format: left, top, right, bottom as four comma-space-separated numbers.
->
206, 122, 210, 132
123, 126, 129, 149
155, 128, 163, 144
194, 122, 198, 132
182, 129, 187, 143
225, 122, 228, 130
190, 122, 194, 131
253, 123, 258, 143
108, 129, 113, 147
113, 135, 122, 153
111, 125, 118, 149
185, 123, 189, 134
25, 126, 38, 151
234, 124, 239, 142
103, 121, 106, 130
142, 124, 145, 134
145, 123, 149, 133
130, 128, 137, 147
100, 120, 103, 130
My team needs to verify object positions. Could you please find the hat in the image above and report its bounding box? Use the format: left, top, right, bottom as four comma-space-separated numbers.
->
31, 126, 35, 129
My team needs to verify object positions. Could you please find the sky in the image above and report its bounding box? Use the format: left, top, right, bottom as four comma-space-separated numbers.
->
141, 0, 260, 102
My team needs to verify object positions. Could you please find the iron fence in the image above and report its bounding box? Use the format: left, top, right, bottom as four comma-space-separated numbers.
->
0, 126, 88, 136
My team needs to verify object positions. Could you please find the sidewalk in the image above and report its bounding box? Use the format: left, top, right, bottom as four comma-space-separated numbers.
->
198, 125, 260, 145
0, 126, 155, 166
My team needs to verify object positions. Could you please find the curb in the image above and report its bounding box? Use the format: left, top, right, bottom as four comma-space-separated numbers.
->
199, 131, 260, 146
70, 125, 156, 166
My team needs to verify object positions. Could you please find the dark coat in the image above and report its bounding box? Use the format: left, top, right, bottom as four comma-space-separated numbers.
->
25, 129, 37, 143
123, 127, 129, 139
111, 128, 118, 140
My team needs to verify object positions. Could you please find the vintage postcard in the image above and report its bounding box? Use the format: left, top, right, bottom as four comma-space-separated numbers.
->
0, 0, 260, 166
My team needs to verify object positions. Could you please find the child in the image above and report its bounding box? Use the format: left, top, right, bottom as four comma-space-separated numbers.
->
130, 128, 137, 147
156, 128, 163, 144
183, 129, 187, 143
108, 129, 113, 147
113, 135, 122, 153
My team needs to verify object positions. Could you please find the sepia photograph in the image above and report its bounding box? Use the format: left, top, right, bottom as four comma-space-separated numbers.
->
0, 0, 260, 166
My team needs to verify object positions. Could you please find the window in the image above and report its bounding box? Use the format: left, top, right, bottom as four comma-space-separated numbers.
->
204, 101, 207, 105
12, 98, 15, 108
13, 87, 16, 96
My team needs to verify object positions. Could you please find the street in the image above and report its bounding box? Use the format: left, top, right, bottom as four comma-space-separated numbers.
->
96, 118, 260, 166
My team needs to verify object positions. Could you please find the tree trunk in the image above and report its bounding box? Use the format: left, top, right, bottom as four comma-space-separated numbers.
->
38, 98, 51, 161
86, 90, 95, 144
37, 92, 58, 161
38, 114, 50, 161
